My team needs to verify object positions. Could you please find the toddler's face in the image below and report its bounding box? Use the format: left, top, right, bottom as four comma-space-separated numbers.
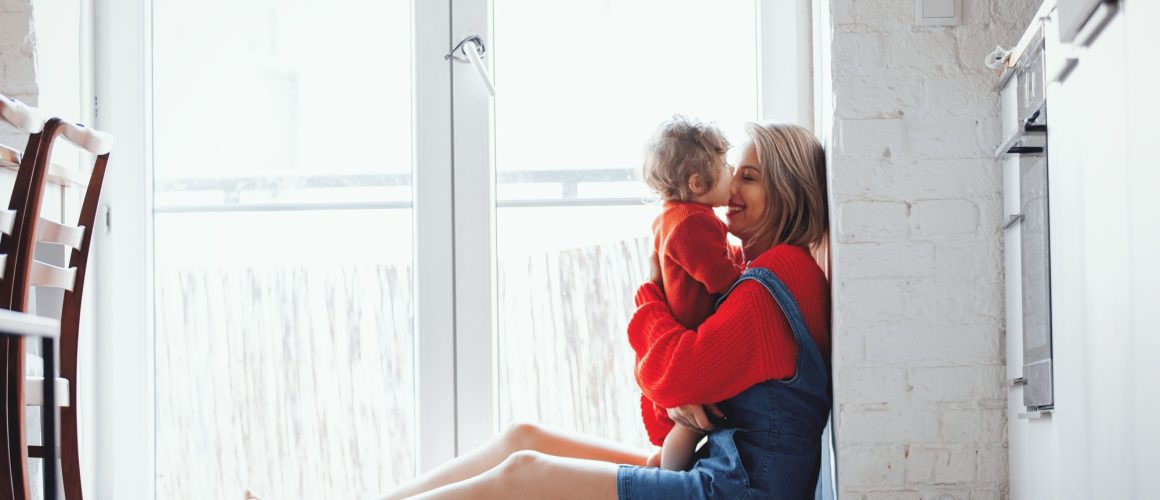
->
703, 158, 734, 207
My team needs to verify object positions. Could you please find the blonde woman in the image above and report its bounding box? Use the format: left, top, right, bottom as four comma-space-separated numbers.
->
380, 123, 831, 499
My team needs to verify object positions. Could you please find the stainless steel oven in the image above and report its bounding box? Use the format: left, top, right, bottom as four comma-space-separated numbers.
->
998, 26, 1054, 413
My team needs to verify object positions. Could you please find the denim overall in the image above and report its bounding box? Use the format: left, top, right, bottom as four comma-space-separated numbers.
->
617, 268, 832, 499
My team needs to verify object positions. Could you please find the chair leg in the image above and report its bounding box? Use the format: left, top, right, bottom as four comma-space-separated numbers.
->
0, 338, 15, 499
5, 338, 29, 500
60, 406, 81, 500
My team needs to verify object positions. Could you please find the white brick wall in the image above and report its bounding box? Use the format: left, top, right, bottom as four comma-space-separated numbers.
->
0, 0, 38, 149
827, 1, 1040, 498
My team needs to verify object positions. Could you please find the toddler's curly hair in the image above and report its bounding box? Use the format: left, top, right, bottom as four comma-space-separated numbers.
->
642, 115, 730, 201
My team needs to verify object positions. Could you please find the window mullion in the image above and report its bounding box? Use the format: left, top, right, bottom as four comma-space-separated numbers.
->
449, 0, 497, 456
414, 0, 460, 472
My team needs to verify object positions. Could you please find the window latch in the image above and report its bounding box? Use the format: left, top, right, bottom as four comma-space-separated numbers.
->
446, 34, 496, 97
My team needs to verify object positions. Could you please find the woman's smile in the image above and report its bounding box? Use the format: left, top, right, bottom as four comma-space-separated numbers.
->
726, 201, 745, 219
725, 143, 765, 245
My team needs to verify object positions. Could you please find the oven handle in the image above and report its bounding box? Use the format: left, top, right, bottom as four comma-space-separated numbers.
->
996, 115, 1047, 158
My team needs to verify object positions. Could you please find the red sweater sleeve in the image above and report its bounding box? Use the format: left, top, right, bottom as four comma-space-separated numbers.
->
639, 395, 675, 446
628, 281, 779, 408
666, 213, 741, 294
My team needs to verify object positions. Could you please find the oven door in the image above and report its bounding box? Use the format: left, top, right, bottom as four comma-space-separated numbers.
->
1020, 148, 1053, 410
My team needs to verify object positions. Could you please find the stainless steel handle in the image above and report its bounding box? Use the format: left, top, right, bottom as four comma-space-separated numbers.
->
1008, 376, 1027, 387
995, 134, 1045, 159
1018, 409, 1053, 420
1004, 214, 1025, 230
1023, 109, 1046, 133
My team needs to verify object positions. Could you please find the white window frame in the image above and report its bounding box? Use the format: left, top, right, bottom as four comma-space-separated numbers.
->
444, 0, 818, 457
93, 0, 817, 495
93, 0, 155, 496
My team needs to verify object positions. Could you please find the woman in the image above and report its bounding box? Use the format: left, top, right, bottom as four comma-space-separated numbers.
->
380, 123, 831, 499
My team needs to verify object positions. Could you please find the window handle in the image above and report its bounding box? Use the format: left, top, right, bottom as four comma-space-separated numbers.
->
446, 34, 496, 97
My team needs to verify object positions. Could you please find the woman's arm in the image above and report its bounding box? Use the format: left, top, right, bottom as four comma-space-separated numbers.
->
627, 280, 772, 409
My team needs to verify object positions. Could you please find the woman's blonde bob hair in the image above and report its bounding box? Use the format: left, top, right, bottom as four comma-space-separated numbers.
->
743, 123, 829, 252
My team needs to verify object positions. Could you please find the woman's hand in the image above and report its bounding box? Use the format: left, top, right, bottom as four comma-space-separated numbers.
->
649, 251, 663, 285
667, 404, 725, 434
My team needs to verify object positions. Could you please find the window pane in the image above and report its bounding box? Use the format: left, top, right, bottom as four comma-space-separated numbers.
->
151, 0, 415, 496
493, 0, 759, 449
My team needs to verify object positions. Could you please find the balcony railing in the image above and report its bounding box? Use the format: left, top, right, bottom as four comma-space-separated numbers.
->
154, 168, 650, 212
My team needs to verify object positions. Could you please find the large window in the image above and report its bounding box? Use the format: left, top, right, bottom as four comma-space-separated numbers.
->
96, 0, 812, 496
151, 0, 415, 497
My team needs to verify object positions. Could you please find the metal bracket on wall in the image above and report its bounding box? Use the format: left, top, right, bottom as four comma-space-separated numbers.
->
1003, 214, 1025, 231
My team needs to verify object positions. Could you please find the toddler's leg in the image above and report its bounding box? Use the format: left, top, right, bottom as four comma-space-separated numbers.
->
659, 425, 702, 471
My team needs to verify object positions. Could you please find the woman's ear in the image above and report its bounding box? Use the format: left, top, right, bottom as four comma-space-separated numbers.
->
687, 173, 707, 195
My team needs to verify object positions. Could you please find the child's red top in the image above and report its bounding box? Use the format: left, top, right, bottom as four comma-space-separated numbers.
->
652, 201, 742, 330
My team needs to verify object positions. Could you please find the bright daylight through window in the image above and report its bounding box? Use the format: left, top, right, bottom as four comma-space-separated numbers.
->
149, 0, 759, 497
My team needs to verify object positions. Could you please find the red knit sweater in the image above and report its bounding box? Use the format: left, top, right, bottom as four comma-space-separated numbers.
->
629, 244, 831, 446
652, 201, 743, 329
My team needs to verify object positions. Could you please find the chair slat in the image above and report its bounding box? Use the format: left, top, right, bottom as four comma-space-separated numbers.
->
21, 377, 68, 407
57, 121, 113, 156
0, 96, 46, 134
0, 210, 16, 236
35, 218, 85, 249
28, 260, 76, 291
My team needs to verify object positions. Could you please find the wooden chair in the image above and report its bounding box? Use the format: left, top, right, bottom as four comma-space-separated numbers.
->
17, 118, 112, 500
0, 94, 112, 499
0, 93, 50, 500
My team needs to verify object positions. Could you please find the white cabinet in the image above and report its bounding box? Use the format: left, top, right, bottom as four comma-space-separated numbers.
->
1006, 1, 1160, 496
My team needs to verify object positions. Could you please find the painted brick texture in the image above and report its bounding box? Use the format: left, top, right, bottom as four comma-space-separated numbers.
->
827, 1, 1040, 499
0, 0, 37, 149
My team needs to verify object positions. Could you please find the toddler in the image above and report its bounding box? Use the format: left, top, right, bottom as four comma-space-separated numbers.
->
638, 115, 742, 470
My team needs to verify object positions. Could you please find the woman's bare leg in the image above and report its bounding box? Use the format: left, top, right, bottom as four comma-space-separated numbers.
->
411, 450, 619, 500
380, 423, 650, 499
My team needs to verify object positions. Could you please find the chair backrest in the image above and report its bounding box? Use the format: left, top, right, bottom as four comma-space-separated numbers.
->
20, 117, 112, 500
0, 93, 49, 500
0, 95, 51, 311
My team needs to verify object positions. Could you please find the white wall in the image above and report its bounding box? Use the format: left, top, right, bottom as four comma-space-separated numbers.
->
1008, 2, 1160, 499
826, 1, 1040, 498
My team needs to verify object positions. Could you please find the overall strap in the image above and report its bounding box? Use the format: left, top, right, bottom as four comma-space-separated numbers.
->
717, 267, 828, 386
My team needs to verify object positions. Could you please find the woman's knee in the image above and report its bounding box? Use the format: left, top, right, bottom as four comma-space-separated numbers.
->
499, 421, 546, 454
496, 449, 546, 481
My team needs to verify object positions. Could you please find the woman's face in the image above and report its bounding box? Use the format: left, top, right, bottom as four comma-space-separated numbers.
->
726, 143, 768, 246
